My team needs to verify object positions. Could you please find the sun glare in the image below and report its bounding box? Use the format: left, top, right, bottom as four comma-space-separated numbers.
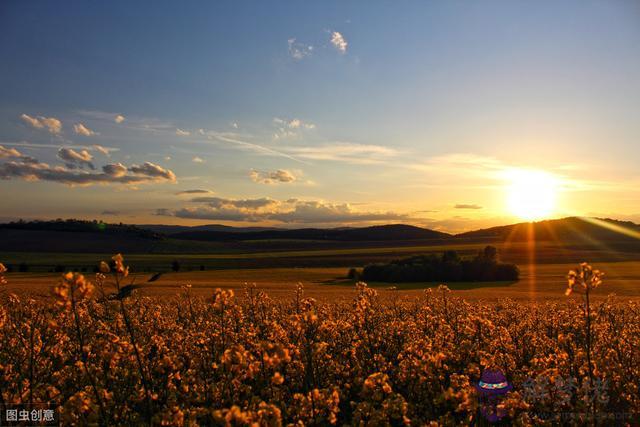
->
505, 169, 557, 221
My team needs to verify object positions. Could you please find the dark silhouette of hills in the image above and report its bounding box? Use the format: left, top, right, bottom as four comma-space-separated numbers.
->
139, 224, 279, 234
0, 219, 162, 239
455, 217, 640, 243
1, 217, 639, 254
168, 224, 451, 242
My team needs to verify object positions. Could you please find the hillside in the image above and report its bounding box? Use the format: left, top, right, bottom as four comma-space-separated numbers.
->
138, 224, 279, 235
1, 217, 639, 254
169, 224, 451, 242
456, 216, 640, 243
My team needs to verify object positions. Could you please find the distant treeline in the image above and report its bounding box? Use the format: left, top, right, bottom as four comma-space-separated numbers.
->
354, 246, 519, 283
0, 219, 163, 240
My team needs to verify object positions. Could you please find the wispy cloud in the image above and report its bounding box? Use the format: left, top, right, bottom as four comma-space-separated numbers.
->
454, 204, 483, 210
192, 156, 204, 163
329, 31, 348, 53
175, 189, 213, 195
159, 196, 406, 224
176, 128, 191, 137
0, 145, 22, 159
20, 114, 62, 134
58, 147, 94, 170
272, 117, 316, 140
73, 123, 97, 136
0, 158, 176, 186
250, 169, 296, 184
282, 142, 397, 164
0, 141, 120, 154
194, 131, 304, 163
92, 145, 111, 156
288, 38, 313, 60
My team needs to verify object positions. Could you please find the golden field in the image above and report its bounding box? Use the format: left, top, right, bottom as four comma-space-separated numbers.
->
0, 256, 638, 425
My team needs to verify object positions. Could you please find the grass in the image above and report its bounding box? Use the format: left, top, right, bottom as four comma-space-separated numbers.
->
3, 238, 639, 273
6, 260, 640, 302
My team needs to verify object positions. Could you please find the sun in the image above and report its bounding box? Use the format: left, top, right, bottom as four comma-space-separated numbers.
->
505, 169, 557, 221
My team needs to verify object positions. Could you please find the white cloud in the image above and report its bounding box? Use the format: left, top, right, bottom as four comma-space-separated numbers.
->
272, 117, 316, 140
0, 157, 176, 186
0, 145, 22, 158
192, 156, 204, 163
20, 114, 62, 134
250, 169, 296, 184
115, 114, 125, 124
160, 197, 406, 224
57, 148, 94, 169
176, 128, 191, 137
288, 38, 314, 60
73, 123, 97, 136
92, 145, 111, 156
330, 31, 347, 53
283, 142, 397, 164
129, 162, 176, 181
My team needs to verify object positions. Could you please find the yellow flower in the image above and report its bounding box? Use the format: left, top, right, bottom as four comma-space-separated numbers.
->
99, 261, 110, 273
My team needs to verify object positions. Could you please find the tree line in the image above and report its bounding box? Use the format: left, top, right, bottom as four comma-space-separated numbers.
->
350, 246, 519, 283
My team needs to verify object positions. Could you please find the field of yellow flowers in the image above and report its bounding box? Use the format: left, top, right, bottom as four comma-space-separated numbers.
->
0, 256, 638, 425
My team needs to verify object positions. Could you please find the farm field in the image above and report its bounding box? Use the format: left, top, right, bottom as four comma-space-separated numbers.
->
5, 260, 640, 302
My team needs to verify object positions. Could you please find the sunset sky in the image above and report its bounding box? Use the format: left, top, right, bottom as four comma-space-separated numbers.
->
1, 1, 639, 233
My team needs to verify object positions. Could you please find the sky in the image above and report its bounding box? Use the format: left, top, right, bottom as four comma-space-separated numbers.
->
1, 1, 639, 233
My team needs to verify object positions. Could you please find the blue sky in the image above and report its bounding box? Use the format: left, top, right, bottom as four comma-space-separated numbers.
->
1, 1, 639, 232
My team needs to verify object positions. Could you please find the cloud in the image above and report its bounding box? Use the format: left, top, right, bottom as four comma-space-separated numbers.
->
192, 156, 204, 163
0, 141, 120, 155
176, 128, 191, 136
101, 210, 120, 215
250, 169, 296, 184
0, 145, 22, 158
269, 201, 405, 224
102, 163, 128, 177
115, 114, 125, 124
330, 31, 347, 53
175, 189, 213, 195
129, 162, 176, 181
272, 117, 316, 140
73, 123, 97, 136
196, 130, 303, 163
161, 197, 406, 224
20, 114, 62, 134
0, 158, 176, 186
288, 38, 313, 60
57, 147, 94, 170
92, 145, 111, 156
283, 142, 397, 164
454, 204, 483, 210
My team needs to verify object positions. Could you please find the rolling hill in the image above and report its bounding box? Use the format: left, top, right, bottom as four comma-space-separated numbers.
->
0, 217, 639, 254
168, 224, 451, 242
455, 217, 640, 243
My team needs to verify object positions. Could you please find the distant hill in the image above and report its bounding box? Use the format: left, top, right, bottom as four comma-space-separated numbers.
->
456, 217, 640, 243
0, 219, 164, 253
0, 219, 162, 239
138, 224, 279, 235
169, 224, 451, 242
1, 217, 639, 254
